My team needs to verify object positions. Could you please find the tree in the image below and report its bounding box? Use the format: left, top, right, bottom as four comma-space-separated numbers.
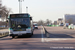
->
37, 20, 44, 26
0, 6, 12, 21
0, 5, 12, 27
46, 19, 52, 25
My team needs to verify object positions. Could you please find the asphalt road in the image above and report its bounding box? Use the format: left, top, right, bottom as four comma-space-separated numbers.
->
0, 26, 75, 50
44, 26, 75, 38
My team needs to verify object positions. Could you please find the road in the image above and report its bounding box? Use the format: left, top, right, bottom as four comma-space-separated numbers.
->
44, 26, 75, 38
0, 26, 75, 50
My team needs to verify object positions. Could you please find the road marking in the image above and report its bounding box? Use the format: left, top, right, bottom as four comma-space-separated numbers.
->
45, 38, 75, 42
41, 26, 44, 42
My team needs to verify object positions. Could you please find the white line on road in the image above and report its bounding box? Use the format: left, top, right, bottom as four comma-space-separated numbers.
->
45, 38, 75, 42
41, 26, 44, 42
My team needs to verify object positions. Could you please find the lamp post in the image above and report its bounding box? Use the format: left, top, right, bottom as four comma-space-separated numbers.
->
26, 6, 28, 13
18, 0, 24, 13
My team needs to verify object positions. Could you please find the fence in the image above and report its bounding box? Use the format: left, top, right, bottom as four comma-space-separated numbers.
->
0, 31, 9, 38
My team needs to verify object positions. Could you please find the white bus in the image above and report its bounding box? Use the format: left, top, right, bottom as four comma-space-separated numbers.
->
8, 13, 33, 38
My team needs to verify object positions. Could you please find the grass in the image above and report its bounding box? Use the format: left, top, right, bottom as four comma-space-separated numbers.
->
47, 25, 59, 27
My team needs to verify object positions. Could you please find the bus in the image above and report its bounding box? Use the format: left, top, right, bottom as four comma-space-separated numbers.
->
8, 13, 34, 38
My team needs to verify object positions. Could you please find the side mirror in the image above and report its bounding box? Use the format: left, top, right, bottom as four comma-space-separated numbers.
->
30, 17, 32, 20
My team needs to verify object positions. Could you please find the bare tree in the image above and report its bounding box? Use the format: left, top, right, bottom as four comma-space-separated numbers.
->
37, 20, 44, 26
46, 19, 52, 25
0, 6, 12, 27
0, 6, 12, 21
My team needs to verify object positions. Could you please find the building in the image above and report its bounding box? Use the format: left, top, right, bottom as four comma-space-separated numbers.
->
64, 14, 75, 24
0, 0, 2, 7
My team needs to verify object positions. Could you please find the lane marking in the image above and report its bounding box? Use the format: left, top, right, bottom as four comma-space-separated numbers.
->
41, 26, 44, 42
45, 38, 75, 42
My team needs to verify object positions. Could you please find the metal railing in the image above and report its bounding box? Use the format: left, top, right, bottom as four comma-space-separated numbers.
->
0, 31, 9, 38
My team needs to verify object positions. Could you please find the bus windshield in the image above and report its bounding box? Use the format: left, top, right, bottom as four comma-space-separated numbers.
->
10, 18, 30, 29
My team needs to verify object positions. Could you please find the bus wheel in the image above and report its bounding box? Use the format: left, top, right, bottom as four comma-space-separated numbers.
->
32, 32, 33, 35
12, 36, 15, 38
29, 33, 33, 37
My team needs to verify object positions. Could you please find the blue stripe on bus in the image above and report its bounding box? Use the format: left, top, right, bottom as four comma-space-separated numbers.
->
9, 28, 13, 30
27, 27, 31, 29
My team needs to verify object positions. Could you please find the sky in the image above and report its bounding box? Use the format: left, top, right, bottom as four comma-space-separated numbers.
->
2, 0, 75, 22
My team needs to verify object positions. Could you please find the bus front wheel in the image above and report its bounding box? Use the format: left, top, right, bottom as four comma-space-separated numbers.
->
32, 32, 33, 35
12, 36, 15, 38
29, 32, 33, 37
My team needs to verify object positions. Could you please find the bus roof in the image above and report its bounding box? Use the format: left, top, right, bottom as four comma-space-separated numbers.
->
10, 13, 30, 15
8, 13, 31, 18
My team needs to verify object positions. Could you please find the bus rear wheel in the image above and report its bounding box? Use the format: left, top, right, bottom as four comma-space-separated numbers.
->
29, 32, 33, 37
32, 32, 33, 35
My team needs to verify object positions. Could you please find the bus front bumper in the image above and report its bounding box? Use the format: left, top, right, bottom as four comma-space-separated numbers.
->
9, 33, 32, 36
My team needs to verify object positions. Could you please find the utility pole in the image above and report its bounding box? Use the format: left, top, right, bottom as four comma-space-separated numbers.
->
26, 6, 28, 13
0, 0, 2, 11
18, 0, 24, 13
0, 0, 2, 18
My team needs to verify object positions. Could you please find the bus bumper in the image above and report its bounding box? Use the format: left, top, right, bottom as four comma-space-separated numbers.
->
9, 33, 32, 36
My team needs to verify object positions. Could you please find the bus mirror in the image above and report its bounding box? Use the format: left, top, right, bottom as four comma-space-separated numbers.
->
30, 17, 32, 20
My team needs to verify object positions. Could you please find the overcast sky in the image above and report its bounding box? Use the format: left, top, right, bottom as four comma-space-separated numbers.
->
2, 0, 75, 22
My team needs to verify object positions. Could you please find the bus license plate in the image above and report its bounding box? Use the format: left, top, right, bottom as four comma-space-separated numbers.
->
18, 34, 22, 35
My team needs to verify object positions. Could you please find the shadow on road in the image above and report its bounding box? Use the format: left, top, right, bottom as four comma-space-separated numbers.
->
0, 28, 44, 40
48, 33, 75, 38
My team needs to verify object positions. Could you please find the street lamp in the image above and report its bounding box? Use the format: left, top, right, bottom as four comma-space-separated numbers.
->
26, 6, 28, 13
18, 0, 24, 13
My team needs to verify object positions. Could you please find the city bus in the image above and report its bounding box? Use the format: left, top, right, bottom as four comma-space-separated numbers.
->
8, 13, 34, 38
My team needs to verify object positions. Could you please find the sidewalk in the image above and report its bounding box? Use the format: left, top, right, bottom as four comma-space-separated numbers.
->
0, 29, 9, 33
0, 29, 9, 38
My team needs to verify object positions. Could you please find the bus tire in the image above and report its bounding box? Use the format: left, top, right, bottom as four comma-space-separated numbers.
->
12, 36, 15, 38
29, 34, 32, 37
29, 32, 33, 37
32, 32, 33, 35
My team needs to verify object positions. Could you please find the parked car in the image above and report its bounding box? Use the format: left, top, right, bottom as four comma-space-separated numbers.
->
59, 23, 64, 26
33, 23, 38, 29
